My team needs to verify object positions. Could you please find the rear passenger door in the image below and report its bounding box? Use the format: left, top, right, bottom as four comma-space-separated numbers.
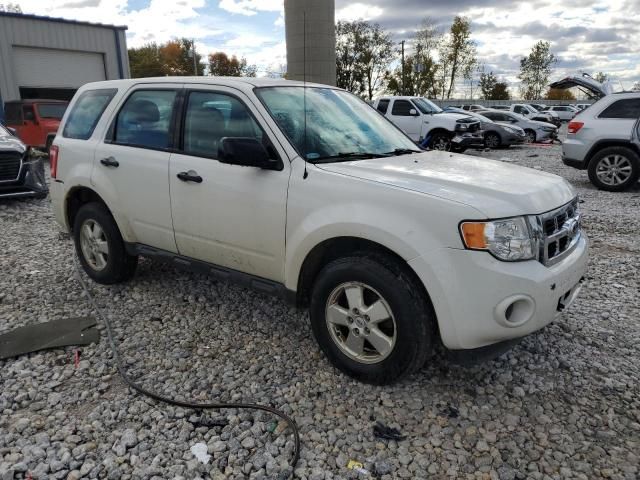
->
168, 86, 290, 282
93, 84, 182, 253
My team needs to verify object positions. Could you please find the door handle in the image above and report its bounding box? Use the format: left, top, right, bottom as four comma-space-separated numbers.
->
177, 170, 203, 183
100, 157, 119, 168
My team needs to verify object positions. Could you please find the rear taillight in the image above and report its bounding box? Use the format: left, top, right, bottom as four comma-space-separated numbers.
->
49, 145, 59, 178
567, 121, 584, 134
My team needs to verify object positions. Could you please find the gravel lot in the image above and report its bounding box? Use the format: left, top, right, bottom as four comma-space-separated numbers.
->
1, 132, 639, 480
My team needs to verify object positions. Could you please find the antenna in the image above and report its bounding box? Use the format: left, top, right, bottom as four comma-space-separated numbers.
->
302, 10, 309, 179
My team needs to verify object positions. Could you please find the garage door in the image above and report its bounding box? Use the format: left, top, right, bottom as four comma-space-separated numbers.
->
13, 46, 106, 88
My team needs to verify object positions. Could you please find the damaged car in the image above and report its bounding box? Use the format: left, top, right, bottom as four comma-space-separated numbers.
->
0, 124, 48, 199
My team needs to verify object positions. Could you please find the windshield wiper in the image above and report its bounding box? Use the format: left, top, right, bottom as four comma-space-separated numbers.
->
385, 148, 423, 156
311, 151, 391, 163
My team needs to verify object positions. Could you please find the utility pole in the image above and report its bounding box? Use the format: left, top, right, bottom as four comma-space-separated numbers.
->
192, 39, 198, 76
401, 40, 405, 95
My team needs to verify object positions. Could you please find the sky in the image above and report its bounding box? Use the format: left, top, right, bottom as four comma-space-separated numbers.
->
11, 0, 640, 96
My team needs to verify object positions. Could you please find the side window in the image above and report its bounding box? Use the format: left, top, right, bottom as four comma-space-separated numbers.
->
23, 105, 36, 122
513, 106, 524, 114
391, 100, 415, 116
113, 90, 177, 150
376, 99, 390, 114
599, 99, 640, 119
63, 89, 117, 140
183, 91, 264, 159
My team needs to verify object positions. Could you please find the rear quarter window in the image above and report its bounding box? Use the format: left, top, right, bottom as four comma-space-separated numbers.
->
598, 98, 640, 119
63, 89, 117, 140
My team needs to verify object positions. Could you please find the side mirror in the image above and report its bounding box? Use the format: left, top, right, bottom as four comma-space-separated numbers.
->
219, 137, 282, 171
409, 108, 419, 116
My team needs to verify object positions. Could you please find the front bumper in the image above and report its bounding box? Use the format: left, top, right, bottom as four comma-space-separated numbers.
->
503, 132, 527, 145
409, 234, 589, 350
0, 157, 48, 199
452, 131, 485, 147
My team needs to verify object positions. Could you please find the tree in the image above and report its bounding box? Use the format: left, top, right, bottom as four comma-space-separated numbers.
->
491, 81, 510, 100
632, 82, 640, 92
208, 52, 256, 77
594, 72, 609, 83
360, 23, 394, 100
385, 19, 441, 98
479, 71, 498, 100
546, 88, 576, 100
438, 16, 477, 99
518, 40, 557, 100
128, 38, 205, 78
336, 20, 367, 96
0, 3, 22, 12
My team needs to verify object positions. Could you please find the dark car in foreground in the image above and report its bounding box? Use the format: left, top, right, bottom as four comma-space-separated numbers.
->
0, 124, 48, 199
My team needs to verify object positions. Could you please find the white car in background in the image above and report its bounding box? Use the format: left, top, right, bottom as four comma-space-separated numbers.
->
478, 109, 558, 143
542, 105, 579, 122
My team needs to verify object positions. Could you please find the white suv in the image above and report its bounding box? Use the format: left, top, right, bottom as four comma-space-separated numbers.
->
50, 78, 588, 384
563, 92, 640, 191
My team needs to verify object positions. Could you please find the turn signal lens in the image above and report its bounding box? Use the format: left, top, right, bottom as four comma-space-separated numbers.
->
460, 222, 487, 249
49, 145, 59, 179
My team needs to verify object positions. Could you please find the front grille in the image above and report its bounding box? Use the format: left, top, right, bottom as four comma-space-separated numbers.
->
0, 152, 22, 182
537, 198, 581, 266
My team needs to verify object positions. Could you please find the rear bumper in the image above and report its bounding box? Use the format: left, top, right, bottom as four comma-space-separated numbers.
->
562, 138, 589, 169
562, 156, 588, 169
452, 132, 485, 147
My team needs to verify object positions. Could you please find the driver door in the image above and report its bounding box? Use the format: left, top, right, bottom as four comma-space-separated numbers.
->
169, 86, 290, 282
388, 99, 422, 141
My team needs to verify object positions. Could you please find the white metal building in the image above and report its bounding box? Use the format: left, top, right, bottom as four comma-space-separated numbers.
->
0, 12, 129, 121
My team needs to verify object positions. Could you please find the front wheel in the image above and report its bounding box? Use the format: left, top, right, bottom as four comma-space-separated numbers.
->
73, 202, 138, 284
429, 132, 452, 151
588, 147, 640, 192
484, 132, 501, 149
524, 129, 536, 143
309, 254, 434, 385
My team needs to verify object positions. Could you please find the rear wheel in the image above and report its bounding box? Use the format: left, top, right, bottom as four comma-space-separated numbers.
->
524, 129, 536, 143
73, 202, 138, 284
588, 147, 640, 192
309, 254, 434, 385
484, 132, 501, 149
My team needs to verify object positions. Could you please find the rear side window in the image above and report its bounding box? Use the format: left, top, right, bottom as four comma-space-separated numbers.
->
391, 100, 415, 116
376, 99, 390, 114
113, 90, 177, 150
63, 89, 117, 140
23, 105, 35, 122
599, 99, 640, 119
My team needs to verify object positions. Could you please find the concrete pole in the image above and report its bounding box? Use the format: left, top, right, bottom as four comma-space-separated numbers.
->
284, 0, 336, 86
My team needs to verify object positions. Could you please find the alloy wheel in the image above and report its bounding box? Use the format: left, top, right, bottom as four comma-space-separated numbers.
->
596, 154, 633, 186
79, 219, 109, 271
325, 281, 397, 364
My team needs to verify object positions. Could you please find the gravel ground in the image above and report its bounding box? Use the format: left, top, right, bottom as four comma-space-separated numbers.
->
1, 131, 639, 480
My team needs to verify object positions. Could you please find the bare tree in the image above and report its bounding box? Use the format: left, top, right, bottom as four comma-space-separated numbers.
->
439, 16, 477, 99
0, 3, 22, 12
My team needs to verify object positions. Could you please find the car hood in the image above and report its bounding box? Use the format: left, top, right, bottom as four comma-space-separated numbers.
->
317, 151, 575, 218
0, 135, 27, 154
433, 111, 474, 121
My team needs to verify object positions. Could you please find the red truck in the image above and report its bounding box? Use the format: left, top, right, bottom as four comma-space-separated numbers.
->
3, 99, 68, 152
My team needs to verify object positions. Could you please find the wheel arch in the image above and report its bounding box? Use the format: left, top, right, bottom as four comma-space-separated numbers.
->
584, 140, 640, 166
65, 186, 111, 233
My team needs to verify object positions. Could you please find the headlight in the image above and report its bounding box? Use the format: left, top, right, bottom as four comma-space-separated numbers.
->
542, 126, 556, 132
455, 123, 469, 131
460, 216, 538, 261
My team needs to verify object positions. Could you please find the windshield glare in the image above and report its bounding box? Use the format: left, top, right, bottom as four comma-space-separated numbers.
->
412, 97, 442, 114
255, 87, 418, 161
36, 104, 67, 119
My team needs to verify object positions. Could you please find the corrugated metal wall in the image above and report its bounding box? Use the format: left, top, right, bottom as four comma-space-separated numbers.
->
0, 14, 129, 110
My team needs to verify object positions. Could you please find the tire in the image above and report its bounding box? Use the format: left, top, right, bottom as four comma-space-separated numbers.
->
587, 147, 640, 192
73, 202, 138, 284
524, 129, 536, 143
429, 132, 451, 151
309, 253, 434, 385
484, 132, 501, 149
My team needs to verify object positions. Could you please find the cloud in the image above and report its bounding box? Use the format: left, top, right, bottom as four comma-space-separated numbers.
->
218, 0, 282, 16
336, 3, 383, 22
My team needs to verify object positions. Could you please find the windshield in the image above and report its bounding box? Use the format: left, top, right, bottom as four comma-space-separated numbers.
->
255, 87, 418, 162
412, 97, 442, 114
36, 103, 67, 119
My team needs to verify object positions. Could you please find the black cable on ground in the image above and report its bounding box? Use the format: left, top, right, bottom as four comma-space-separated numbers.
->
73, 257, 300, 479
